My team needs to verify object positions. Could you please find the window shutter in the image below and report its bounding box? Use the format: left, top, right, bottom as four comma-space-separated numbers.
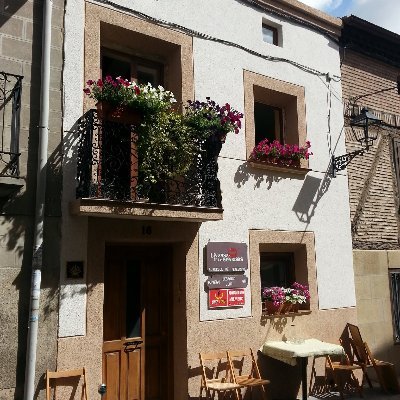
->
392, 138, 400, 197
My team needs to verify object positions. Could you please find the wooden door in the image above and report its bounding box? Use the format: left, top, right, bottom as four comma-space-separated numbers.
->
103, 246, 172, 400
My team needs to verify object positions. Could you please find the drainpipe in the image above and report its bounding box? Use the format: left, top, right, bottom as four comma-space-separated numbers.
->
23, 0, 52, 399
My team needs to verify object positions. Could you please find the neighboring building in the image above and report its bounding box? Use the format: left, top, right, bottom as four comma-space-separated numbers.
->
340, 16, 400, 372
0, 0, 64, 399
59, 0, 355, 399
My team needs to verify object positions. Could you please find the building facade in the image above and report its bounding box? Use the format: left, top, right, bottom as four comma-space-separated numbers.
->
0, 0, 64, 398
341, 15, 400, 371
58, 1, 356, 399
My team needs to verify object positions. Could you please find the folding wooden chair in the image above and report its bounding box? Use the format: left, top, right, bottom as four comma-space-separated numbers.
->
46, 368, 88, 400
325, 354, 363, 400
200, 352, 241, 400
348, 323, 400, 393
228, 349, 269, 400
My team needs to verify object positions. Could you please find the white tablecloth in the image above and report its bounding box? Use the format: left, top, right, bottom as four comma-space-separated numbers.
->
260, 338, 344, 366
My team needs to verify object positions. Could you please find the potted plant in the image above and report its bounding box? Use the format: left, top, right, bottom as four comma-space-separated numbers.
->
249, 139, 312, 168
289, 282, 310, 312
184, 97, 243, 144
262, 286, 286, 315
84, 76, 176, 123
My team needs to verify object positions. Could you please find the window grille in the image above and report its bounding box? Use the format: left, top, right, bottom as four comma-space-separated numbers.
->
389, 270, 400, 343
0, 71, 22, 177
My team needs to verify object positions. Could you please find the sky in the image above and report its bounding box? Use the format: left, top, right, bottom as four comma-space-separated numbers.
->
299, 0, 400, 34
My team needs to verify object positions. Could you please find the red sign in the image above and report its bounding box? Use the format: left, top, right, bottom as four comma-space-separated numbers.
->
209, 288, 245, 308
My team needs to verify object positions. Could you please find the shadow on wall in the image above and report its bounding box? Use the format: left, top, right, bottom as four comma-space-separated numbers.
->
234, 162, 313, 190
292, 160, 333, 224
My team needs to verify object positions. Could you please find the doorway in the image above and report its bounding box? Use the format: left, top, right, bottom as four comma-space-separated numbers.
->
103, 245, 173, 400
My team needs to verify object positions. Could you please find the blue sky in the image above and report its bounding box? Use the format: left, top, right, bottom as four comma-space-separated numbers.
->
299, 0, 400, 34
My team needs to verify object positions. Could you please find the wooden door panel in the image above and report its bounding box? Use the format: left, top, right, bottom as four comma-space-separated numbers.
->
103, 350, 122, 400
126, 349, 142, 400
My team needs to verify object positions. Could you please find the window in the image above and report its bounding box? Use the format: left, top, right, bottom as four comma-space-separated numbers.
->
389, 270, 400, 343
260, 252, 295, 288
262, 23, 278, 46
243, 70, 307, 164
102, 51, 163, 86
254, 102, 283, 144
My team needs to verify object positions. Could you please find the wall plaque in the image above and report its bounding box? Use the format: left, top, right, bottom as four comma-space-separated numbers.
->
209, 288, 245, 308
206, 242, 248, 272
66, 261, 84, 279
206, 275, 248, 289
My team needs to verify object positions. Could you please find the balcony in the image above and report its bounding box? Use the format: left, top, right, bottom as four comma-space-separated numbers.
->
71, 110, 224, 222
0, 71, 23, 199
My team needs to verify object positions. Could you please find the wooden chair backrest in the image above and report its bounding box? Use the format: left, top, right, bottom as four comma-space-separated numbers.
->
347, 324, 370, 364
228, 348, 261, 379
46, 368, 87, 400
199, 352, 230, 387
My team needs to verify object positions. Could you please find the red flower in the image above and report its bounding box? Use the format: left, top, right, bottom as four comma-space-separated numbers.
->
97, 79, 103, 87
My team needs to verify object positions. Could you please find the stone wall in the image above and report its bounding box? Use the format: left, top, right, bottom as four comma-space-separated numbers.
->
0, 0, 64, 398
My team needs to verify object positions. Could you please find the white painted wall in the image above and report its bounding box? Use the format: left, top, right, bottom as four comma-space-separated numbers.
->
60, 0, 355, 331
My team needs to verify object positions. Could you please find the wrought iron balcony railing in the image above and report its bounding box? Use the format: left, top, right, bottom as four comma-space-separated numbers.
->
0, 71, 22, 177
75, 110, 222, 208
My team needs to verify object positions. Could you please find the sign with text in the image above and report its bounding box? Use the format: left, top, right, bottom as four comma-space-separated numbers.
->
206, 242, 248, 272
209, 288, 245, 308
206, 275, 248, 289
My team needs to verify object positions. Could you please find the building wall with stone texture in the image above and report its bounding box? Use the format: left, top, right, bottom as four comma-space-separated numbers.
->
0, 0, 64, 398
341, 20, 400, 374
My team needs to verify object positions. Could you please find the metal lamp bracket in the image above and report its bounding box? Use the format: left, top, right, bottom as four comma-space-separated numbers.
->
332, 148, 365, 177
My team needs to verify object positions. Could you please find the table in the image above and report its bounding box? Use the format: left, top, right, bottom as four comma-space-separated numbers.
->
260, 339, 344, 400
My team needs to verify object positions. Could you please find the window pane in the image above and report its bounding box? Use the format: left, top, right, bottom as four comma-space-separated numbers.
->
126, 261, 142, 338
254, 102, 280, 144
260, 253, 295, 289
137, 64, 161, 86
102, 55, 131, 80
262, 26, 275, 44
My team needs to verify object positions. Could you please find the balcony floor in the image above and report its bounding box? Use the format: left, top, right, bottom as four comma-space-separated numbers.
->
70, 198, 223, 222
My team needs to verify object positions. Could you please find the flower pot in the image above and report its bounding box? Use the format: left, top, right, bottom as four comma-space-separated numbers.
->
291, 303, 300, 313
256, 157, 300, 168
264, 300, 284, 315
96, 101, 143, 125
282, 302, 293, 314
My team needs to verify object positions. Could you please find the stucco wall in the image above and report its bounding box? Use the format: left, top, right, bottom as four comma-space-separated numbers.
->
60, 0, 356, 398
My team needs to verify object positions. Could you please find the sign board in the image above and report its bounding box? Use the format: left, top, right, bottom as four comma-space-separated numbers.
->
209, 288, 245, 308
206, 242, 248, 272
206, 275, 248, 289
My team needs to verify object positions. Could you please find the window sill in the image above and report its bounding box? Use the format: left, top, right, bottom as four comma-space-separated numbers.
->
249, 161, 311, 175
262, 310, 311, 319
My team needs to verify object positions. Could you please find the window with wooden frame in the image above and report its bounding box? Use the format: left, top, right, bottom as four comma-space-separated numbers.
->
101, 49, 164, 86
389, 270, 400, 343
262, 23, 278, 46
243, 70, 307, 164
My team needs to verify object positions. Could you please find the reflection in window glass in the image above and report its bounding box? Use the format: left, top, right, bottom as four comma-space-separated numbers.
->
262, 24, 278, 45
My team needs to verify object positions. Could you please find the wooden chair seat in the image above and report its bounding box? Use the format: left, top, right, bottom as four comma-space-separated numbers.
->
235, 376, 270, 386
200, 351, 241, 400
207, 381, 242, 390
228, 349, 269, 400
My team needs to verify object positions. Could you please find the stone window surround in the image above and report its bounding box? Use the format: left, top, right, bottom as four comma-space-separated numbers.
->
84, 2, 194, 112
249, 230, 318, 314
243, 70, 308, 168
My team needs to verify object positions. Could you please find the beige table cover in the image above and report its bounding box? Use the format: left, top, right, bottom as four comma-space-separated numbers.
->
260, 338, 344, 366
